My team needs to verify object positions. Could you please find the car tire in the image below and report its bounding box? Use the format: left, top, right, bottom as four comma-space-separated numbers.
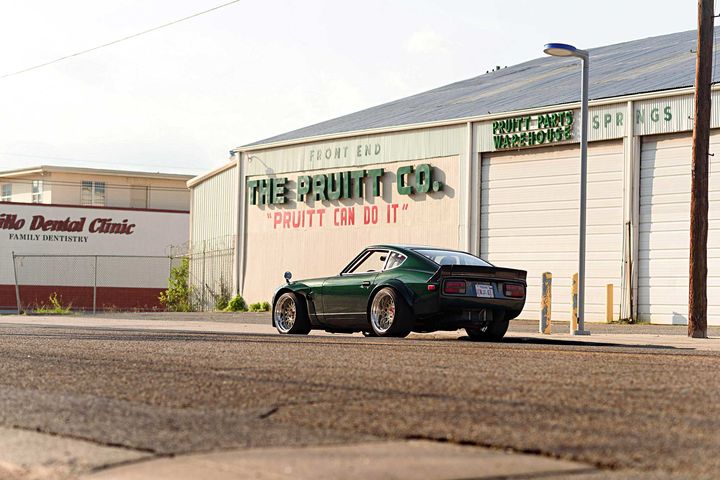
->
369, 287, 413, 338
273, 292, 311, 335
465, 319, 509, 342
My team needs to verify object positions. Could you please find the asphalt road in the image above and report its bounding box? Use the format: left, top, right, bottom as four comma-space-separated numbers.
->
0, 322, 718, 479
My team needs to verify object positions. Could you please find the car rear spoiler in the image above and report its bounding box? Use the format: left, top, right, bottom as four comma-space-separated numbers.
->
432, 265, 527, 282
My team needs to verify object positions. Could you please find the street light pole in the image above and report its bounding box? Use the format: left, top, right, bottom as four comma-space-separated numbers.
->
543, 43, 591, 335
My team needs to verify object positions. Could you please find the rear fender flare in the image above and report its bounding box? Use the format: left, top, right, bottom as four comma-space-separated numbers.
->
367, 280, 415, 317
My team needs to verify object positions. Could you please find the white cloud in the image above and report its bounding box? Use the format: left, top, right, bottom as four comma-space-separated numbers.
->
405, 30, 455, 55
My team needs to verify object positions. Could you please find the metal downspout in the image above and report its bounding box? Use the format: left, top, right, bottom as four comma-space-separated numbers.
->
620, 100, 639, 321
234, 151, 246, 297
466, 121, 473, 253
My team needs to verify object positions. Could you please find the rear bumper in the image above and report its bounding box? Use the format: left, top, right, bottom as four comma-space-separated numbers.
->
440, 295, 525, 318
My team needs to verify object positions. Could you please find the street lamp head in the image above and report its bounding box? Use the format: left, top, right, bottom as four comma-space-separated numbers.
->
543, 43, 578, 57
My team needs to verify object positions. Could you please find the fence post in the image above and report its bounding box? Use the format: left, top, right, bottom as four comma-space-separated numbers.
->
93, 255, 98, 314
571, 272, 579, 333
540, 272, 552, 334
12, 251, 21, 314
201, 241, 206, 312
606, 283, 614, 323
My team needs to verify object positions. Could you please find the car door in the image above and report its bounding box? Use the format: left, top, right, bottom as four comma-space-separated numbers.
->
320, 249, 388, 327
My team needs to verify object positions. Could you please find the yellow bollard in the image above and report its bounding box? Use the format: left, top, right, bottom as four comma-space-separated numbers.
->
571, 273, 578, 333
540, 272, 552, 334
606, 284, 614, 323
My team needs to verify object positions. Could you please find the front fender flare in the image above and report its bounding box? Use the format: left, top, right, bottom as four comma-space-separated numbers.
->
271, 284, 312, 327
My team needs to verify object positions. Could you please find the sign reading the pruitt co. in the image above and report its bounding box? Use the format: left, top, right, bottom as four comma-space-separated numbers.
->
247, 163, 443, 206
493, 110, 574, 150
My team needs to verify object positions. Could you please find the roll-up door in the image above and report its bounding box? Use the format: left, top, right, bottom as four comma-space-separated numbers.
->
481, 140, 624, 322
638, 132, 720, 325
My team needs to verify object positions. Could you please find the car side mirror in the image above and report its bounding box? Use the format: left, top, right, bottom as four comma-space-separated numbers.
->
284, 271, 292, 284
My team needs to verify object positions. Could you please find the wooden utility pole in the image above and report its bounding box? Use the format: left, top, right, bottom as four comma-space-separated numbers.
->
689, 0, 714, 338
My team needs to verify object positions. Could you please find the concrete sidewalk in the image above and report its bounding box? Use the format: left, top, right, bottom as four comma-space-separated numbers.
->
83, 440, 599, 480
2, 314, 719, 351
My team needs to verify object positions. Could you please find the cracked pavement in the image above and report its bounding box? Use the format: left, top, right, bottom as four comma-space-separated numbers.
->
0, 320, 718, 479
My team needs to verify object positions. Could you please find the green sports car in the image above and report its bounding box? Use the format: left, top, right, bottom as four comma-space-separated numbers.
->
271, 244, 527, 340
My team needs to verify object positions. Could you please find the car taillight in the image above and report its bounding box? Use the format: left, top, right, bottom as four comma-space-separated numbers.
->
504, 283, 525, 298
444, 280, 466, 294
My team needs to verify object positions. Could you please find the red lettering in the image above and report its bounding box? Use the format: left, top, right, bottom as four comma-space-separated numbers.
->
273, 212, 282, 229
282, 212, 291, 229
317, 209, 325, 227
363, 206, 379, 224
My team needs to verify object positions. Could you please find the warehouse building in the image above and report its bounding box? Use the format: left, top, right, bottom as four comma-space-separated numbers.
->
188, 28, 720, 325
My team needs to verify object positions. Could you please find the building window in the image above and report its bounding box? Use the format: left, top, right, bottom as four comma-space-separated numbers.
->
1, 184, 11, 202
81, 181, 106, 206
32, 180, 43, 203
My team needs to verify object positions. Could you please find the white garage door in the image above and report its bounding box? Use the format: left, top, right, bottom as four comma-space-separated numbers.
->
638, 132, 720, 325
481, 140, 624, 322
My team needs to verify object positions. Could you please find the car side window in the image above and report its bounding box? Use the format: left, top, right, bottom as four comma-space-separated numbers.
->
385, 252, 407, 270
348, 250, 388, 273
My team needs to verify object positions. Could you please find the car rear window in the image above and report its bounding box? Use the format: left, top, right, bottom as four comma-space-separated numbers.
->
414, 249, 492, 267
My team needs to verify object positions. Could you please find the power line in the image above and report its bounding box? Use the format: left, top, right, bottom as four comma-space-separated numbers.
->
1, 0, 241, 80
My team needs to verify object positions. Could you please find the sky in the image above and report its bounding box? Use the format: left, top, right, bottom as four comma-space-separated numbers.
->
0, 0, 699, 176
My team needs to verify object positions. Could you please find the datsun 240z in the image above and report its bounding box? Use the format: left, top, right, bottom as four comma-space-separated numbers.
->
271, 245, 526, 340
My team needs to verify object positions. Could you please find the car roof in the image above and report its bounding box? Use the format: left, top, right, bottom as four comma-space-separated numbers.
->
366, 244, 471, 254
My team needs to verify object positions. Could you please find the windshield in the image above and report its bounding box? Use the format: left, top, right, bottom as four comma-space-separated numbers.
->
413, 249, 493, 267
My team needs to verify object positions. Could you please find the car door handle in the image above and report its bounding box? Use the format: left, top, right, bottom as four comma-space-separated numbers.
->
361, 281, 371, 288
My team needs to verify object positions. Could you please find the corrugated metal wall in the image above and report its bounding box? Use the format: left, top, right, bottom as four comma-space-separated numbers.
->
189, 164, 237, 252
188, 164, 237, 310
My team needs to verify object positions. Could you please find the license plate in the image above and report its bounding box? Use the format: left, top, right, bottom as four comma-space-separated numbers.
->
474, 284, 494, 298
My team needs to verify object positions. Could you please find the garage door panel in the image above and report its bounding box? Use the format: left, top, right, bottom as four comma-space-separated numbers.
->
482, 211, 623, 231
478, 183, 622, 203
482, 155, 621, 181
485, 235, 622, 255
481, 140, 623, 323
485, 171, 623, 189
481, 224, 621, 238
489, 249, 623, 262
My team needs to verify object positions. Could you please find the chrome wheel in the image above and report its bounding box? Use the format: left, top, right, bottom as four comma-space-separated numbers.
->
274, 294, 296, 333
371, 290, 396, 334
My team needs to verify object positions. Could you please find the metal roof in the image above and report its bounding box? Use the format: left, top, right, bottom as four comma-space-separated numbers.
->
246, 28, 715, 148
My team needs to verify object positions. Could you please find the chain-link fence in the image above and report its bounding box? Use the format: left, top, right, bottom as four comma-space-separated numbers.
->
9, 235, 237, 313
11, 254, 183, 313
184, 236, 236, 312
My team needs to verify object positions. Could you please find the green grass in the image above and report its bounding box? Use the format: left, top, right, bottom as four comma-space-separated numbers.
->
33, 293, 72, 315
